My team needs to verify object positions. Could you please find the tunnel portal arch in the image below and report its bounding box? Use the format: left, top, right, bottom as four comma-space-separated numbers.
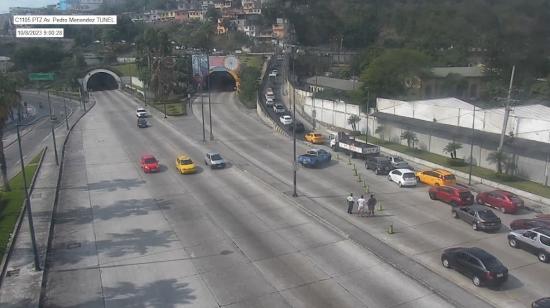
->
82, 68, 121, 91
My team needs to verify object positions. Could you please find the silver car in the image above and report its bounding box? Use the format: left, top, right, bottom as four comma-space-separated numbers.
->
508, 228, 550, 263
205, 152, 226, 169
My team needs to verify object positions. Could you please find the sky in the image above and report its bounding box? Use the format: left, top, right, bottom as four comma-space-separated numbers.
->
0, 0, 58, 14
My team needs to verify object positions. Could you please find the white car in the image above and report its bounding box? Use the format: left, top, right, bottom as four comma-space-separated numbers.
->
266, 96, 275, 106
266, 88, 274, 96
280, 115, 292, 125
269, 70, 278, 77
387, 168, 417, 187
136, 108, 148, 118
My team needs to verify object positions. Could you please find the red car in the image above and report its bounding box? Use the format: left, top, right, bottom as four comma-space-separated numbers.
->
476, 190, 524, 214
510, 218, 550, 230
140, 154, 159, 173
429, 185, 474, 207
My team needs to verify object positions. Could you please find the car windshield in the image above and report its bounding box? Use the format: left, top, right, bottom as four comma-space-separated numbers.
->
444, 175, 456, 180
144, 158, 156, 164
210, 154, 222, 160
459, 192, 472, 199
181, 159, 193, 165
477, 210, 497, 220
403, 172, 415, 179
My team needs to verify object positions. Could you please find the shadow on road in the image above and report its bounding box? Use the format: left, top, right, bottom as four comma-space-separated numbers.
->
83, 178, 146, 191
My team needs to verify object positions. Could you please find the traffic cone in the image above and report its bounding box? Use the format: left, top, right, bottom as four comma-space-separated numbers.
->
348, 157, 352, 165
364, 185, 369, 194
336, 153, 340, 160
357, 175, 362, 182
353, 168, 358, 176
377, 201, 383, 211
387, 224, 394, 234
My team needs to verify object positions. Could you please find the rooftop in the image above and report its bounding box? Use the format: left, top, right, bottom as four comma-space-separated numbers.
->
305, 76, 362, 91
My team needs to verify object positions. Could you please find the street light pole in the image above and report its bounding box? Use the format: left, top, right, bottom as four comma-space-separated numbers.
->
16, 124, 41, 271
468, 106, 477, 185
63, 97, 69, 131
208, 55, 213, 140
201, 82, 206, 142
292, 50, 297, 197
47, 91, 59, 165
498, 65, 515, 153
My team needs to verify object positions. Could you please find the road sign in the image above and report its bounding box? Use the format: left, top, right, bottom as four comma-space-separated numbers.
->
29, 73, 55, 81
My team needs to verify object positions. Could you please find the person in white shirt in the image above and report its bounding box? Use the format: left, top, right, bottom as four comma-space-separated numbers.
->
346, 193, 355, 214
357, 195, 366, 216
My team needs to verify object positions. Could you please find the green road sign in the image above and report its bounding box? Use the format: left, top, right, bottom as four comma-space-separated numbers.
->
29, 73, 55, 81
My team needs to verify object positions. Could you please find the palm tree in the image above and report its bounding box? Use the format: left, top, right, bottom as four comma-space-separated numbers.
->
400, 130, 418, 148
348, 114, 360, 132
443, 142, 462, 159
486, 151, 509, 175
0, 75, 21, 191
375, 125, 386, 141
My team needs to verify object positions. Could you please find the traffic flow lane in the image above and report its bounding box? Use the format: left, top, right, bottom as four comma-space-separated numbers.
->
193, 91, 548, 307
102, 90, 458, 307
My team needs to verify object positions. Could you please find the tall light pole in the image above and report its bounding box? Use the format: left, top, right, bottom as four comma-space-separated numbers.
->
63, 97, 69, 131
291, 49, 297, 197
468, 106, 477, 185
47, 91, 59, 166
498, 65, 516, 153
16, 123, 40, 271
208, 54, 213, 140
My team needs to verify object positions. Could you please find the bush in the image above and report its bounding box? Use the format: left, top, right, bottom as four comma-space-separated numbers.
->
493, 173, 521, 182
447, 158, 467, 167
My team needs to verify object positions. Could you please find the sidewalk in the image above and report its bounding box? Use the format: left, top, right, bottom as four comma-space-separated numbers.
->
0, 97, 93, 307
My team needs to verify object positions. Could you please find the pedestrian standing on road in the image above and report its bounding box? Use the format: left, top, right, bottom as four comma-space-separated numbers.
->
346, 193, 355, 214
357, 195, 365, 216
367, 194, 377, 217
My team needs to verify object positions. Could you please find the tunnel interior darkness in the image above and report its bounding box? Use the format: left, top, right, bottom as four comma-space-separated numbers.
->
87, 72, 119, 91
208, 71, 236, 91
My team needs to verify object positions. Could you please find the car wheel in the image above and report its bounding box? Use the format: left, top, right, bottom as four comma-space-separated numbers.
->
452, 210, 459, 219
538, 251, 549, 263
375, 169, 380, 175
429, 192, 437, 200
399, 182, 403, 188
472, 276, 482, 287
442, 258, 451, 268
472, 222, 479, 231
387, 175, 392, 181
476, 197, 484, 205
508, 237, 518, 248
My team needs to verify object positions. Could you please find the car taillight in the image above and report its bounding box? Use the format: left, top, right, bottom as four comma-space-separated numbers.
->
485, 272, 494, 280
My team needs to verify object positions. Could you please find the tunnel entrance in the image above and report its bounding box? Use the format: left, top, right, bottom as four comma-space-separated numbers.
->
208, 71, 236, 92
83, 69, 121, 92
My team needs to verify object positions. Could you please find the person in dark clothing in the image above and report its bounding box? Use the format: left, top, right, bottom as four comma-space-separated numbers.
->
367, 194, 377, 216
346, 193, 355, 214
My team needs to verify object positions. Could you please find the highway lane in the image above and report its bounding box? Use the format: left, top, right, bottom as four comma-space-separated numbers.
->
186, 90, 550, 308
43, 89, 457, 307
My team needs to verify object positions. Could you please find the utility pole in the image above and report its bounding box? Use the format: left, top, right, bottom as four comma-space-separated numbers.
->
498, 65, 515, 152
468, 106, 477, 185
201, 82, 206, 142
292, 50, 297, 197
207, 55, 213, 140
47, 91, 59, 165
365, 98, 370, 143
63, 97, 69, 131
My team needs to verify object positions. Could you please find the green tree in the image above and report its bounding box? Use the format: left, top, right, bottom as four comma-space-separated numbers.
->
360, 49, 431, 99
238, 65, 261, 106
443, 142, 462, 159
347, 114, 360, 132
400, 130, 418, 148
487, 151, 509, 175
0, 75, 21, 191
375, 125, 386, 141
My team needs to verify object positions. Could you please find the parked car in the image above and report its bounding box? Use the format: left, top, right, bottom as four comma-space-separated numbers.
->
510, 219, 550, 230
387, 169, 417, 187
176, 154, 196, 174
297, 148, 331, 168
416, 169, 456, 186
429, 185, 474, 207
136, 107, 148, 118
266, 96, 275, 106
280, 115, 293, 125
388, 156, 413, 170
137, 117, 148, 128
452, 205, 502, 231
204, 152, 225, 169
273, 103, 285, 113
140, 154, 159, 173
365, 156, 392, 175
441, 247, 508, 287
508, 228, 550, 263
304, 132, 325, 144
533, 298, 550, 308
476, 190, 524, 214
269, 69, 278, 77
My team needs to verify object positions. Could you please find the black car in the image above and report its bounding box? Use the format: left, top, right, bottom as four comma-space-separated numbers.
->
291, 121, 305, 133
137, 117, 148, 128
365, 156, 392, 175
441, 247, 508, 287
533, 298, 550, 308
452, 205, 502, 232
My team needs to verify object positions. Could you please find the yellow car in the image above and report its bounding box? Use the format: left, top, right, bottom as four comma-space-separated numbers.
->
176, 155, 196, 174
415, 169, 456, 186
305, 132, 325, 144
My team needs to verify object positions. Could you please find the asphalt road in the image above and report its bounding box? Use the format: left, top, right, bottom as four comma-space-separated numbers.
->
42, 90, 467, 308
192, 90, 549, 308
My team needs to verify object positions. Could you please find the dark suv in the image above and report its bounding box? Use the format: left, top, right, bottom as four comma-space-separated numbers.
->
429, 185, 474, 207
441, 247, 508, 287
365, 156, 392, 175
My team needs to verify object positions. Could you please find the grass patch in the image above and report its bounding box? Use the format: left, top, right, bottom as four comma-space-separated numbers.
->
239, 55, 263, 70
361, 135, 550, 198
0, 150, 43, 260
151, 100, 186, 116
112, 63, 138, 76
